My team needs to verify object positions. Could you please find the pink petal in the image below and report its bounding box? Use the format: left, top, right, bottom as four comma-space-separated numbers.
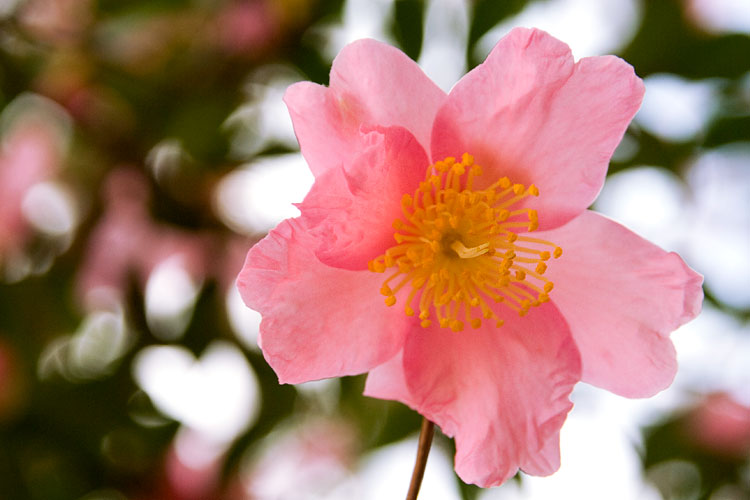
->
283, 82, 361, 178
364, 346, 564, 479
364, 350, 412, 404
369, 303, 581, 487
539, 211, 703, 397
285, 39, 446, 177
236, 219, 410, 384
431, 27, 644, 230
298, 125, 428, 270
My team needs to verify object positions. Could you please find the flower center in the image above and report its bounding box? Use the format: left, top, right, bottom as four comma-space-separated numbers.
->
368, 153, 562, 332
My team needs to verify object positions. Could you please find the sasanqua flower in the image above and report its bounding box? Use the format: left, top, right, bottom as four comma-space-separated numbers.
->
237, 28, 703, 486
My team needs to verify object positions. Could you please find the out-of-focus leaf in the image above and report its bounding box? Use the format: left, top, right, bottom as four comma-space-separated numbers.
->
392, 0, 425, 61
622, 0, 750, 79
704, 115, 750, 147
467, 0, 530, 67
644, 413, 750, 499
610, 127, 696, 174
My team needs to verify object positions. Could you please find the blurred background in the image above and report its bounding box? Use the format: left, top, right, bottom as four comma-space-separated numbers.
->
0, 0, 748, 499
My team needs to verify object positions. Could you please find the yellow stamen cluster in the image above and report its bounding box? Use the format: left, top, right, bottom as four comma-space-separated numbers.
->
368, 153, 562, 332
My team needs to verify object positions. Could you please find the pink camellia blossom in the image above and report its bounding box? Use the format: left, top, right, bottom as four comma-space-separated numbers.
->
237, 28, 703, 486
684, 392, 750, 460
0, 114, 64, 264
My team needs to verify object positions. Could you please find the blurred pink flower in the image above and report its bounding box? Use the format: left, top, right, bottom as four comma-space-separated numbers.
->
164, 430, 224, 500
0, 116, 63, 262
207, 0, 315, 59
241, 418, 357, 498
685, 393, 750, 459
77, 168, 210, 309
212, 0, 280, 56
19, 0, 92, 46
237, 28, 703, 486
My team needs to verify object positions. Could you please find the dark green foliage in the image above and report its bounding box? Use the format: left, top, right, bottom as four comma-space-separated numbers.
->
622, 0, 750, 79
392, 0, 425, 61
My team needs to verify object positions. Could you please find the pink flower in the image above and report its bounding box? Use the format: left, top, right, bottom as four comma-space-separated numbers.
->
77, 168, 210, 310
242, 418, 357, 498
211, 0, 280, 57
0, 115, 63, 262
237, 28, 703, 486
684, 392, 750, 460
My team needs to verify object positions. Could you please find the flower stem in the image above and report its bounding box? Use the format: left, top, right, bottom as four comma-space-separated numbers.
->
405, 417, 435, 500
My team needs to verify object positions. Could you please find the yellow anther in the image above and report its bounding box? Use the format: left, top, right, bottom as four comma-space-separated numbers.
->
369, 154, 561, 331
553, 247, 563, 258
544, 282, 554, 293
